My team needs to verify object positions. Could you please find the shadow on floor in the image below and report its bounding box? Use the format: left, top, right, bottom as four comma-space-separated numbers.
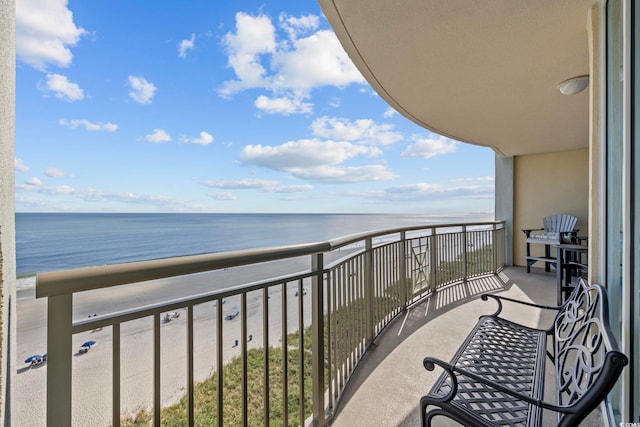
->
328, 266, 574, 427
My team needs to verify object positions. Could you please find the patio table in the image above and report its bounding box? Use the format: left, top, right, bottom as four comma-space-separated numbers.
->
554, 243, 588, 305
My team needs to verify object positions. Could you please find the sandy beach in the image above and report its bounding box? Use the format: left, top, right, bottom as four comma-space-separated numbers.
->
16, 250, 355, 426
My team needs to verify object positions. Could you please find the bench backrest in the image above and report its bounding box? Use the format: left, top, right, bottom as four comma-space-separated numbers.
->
543, 214, 577, 233
553, 279, 628, 427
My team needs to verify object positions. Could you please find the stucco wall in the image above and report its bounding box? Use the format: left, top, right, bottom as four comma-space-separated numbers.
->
0, 0, 16, 423
513, 149, 589, 267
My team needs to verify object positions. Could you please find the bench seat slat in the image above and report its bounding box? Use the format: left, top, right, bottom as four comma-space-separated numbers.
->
427, 317, 545, 426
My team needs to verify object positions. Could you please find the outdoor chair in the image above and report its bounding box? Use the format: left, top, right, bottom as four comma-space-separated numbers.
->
522, 214, 578, 273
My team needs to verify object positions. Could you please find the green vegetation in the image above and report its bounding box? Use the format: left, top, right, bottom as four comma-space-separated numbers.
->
120, 292, 398, 427
121, 346, 312, 427
435, 243, 493, 284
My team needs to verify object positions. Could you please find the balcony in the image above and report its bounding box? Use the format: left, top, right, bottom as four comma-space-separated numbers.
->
20, 220, 592, 426
329, 267, 566, 426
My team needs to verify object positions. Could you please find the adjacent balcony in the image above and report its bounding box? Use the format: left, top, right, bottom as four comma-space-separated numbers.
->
20, 220, 572, 426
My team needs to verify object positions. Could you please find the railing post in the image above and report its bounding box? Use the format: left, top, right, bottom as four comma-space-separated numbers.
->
429, 228, 437, 292
364, 238, 374, 346
311, 253, 325, 427
399, 232, 408, 309
461, 225, 468, 282
47, 294, 73, 427
492, 223, 499, 273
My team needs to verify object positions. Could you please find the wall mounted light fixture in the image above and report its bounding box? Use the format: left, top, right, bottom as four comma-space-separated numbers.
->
557, 75, 590, 95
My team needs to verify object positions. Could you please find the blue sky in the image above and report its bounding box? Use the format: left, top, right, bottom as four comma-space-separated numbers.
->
14, 0, 495, 214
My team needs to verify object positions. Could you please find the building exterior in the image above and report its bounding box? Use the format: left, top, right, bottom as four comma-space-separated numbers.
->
319, 0, 637, 423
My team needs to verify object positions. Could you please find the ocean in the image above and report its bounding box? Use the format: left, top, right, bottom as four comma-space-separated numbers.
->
15, 212, 492, 291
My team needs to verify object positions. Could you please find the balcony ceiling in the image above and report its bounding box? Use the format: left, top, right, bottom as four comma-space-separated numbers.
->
319, 0, 594, 157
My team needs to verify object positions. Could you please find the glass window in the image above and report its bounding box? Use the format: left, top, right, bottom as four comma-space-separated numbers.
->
632, 0, 639, 420
605, 0, 624, 422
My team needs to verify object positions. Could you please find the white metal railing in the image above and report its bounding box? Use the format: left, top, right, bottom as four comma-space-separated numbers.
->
36, 220, 505, 426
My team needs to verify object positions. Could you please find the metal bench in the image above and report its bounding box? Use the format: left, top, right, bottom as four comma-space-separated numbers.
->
419, 279, 628, 427
522, 214, 578, 273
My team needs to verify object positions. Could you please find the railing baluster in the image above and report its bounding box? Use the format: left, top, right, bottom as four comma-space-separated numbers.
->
216, 298, 223, 427
462, 226, 468, 282
326, 268, 334, 414
187, 306, 194, 427
113, 323, 121, 427
336, 266, 343, 392
334, 267, 342, 398
297, 278, 304, 426
154, 313, 161, 426
364, 238, 374, 347
430, 230, 437, 291
263, 287, 270, 427
344, 262, 350, 373
281, 282, 289, 427
357, 255, 364, 354
241, 292, 248, 427
493, 223, 499, 273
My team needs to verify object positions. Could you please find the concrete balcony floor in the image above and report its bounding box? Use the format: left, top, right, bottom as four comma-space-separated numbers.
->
329, 267, 604, 427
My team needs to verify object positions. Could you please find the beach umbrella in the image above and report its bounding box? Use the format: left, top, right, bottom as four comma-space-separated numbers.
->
81, 340, 96, 348
24, 355, 42, 364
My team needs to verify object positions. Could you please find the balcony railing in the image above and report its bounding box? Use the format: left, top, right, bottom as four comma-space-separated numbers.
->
36, 220, 505, 426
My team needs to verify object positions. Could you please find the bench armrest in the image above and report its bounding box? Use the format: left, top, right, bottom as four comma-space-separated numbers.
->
481, 293, 560, 317
422, 356, 579, 415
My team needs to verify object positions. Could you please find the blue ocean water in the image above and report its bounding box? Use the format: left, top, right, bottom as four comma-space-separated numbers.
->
15, 212, 492, 279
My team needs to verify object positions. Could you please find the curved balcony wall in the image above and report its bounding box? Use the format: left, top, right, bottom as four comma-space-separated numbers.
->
36, 220, 505, 426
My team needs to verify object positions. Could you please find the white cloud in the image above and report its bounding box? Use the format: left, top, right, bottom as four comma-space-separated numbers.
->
278, 13, 320, 40
45, 167, 66, 177
240, 139, 371, 170
311, 116, 402, 146
220, 12, 276, 95
15, 158, 30, 173
16, 0, 86, 69
401, 136, 458, 159
128, 76, 157, 104
270, 184, 312, 193
191, 131, 214, 145
359, 181, 495, 202
49, 185, 75, 194
270, 28, 364, 91
16, 182, 75, 194
40, 73, 84, 101
59, 119, 118, 132
385, 183, 446, 194
203, 179, 279, 190
203, 179, 312, 194
219, 12, 365, 107
15, 182, 179, 207
383, 108, 397, 118
25, 177, 42, 186
239, 136, 394, 184
178, 33, 195, 58
145, 129, 171, 143
211, 192, 237, 201
254, 95, 312, 115
450, 176, 495, 183
290, 165, 396, 183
